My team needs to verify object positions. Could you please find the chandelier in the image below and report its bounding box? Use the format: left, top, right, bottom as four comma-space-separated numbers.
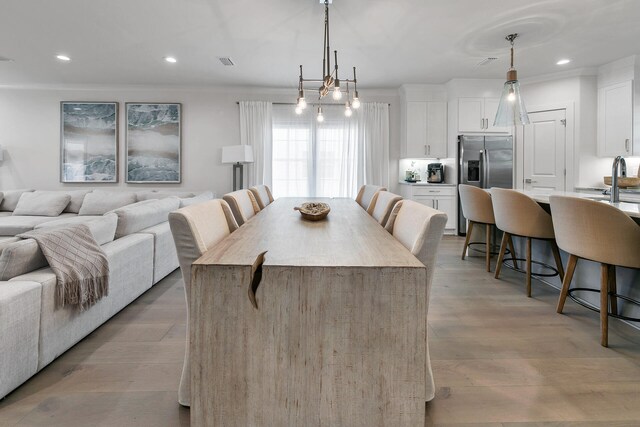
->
295, 0, 360, 121
494, 33, 530, 127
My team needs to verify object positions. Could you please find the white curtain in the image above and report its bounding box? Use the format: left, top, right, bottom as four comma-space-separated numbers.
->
357, 102, 390, 189
239, 101, 273, 188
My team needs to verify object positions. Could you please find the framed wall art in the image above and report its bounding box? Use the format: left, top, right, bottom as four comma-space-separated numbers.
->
125, 102, 182, 183
60, 102, 118, 183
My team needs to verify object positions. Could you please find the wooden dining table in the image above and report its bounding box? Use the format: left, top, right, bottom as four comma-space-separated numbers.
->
190, 197, 428, 426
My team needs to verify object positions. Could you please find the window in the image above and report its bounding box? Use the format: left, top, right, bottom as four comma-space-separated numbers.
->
272, 104, 358, 198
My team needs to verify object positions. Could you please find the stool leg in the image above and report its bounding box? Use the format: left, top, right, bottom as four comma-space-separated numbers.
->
485, 224, 491, 272
461, 221, 474, 260
557, 254, 578, 314
600, 263, 609, 347
507, 234, 518, 270
526, 237, 532, 297
494, 232, 509, 279
608, 265, 618, 316
551, 240, 565, 281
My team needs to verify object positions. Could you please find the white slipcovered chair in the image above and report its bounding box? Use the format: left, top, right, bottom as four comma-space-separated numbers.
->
355, 185, 386, 210
384, 199, 447, 401
168, 199, 239, 407
223, 189, 260, 226
249, 184, 275, 210
550, 195, 640, 347
367, 190, 402, 227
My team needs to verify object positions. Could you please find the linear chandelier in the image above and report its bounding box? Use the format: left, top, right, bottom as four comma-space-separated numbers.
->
295, 0, 360, 121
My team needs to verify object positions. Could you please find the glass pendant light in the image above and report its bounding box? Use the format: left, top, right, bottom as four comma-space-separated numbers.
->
344, 101, 352, 117
494, 33, 529, 127
317, 106, 324, 123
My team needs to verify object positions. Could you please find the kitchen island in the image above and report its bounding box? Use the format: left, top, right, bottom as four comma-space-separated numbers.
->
489, 189, 640, 325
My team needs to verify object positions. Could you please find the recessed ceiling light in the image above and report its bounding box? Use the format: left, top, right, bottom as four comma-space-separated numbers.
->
556, 59, 571, 65
56, 55, 71, 61
164, 56, 177, 63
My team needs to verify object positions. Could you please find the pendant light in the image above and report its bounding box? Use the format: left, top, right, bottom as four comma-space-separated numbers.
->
494, 33, 529, 127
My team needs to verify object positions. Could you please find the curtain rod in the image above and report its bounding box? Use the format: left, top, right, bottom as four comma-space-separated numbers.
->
235, 101, 391, 106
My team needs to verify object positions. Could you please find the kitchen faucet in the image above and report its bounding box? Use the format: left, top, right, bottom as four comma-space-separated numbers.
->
610, 155, 627, 203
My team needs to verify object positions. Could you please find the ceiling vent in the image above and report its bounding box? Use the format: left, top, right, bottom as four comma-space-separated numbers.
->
0, 56, 14, 62
218, 57, 235, 66
476, 57, 498, 66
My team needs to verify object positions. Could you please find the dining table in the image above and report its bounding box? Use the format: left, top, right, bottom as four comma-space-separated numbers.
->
190, 197, 429, 426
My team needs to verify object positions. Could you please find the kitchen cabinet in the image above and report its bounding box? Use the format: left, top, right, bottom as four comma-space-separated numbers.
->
597, 80, 634, 156
403, 101, 447, 158
458, 97, 510, 133
398, 184, 456, 233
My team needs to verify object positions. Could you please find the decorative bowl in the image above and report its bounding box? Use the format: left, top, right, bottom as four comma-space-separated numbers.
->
603, 176, 640, 188
294, 202, 331, 221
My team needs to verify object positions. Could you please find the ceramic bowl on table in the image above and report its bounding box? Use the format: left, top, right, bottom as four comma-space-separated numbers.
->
294, 202, 331, 221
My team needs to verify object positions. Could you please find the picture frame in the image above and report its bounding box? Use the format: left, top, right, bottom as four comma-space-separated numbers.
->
125, 102, 182, 183
60, 102, 119, 183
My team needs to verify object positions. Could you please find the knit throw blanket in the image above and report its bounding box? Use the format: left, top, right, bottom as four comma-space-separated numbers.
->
18, 224, 109, 311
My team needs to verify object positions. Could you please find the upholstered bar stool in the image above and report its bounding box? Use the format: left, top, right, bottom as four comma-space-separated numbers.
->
355, 185, 386, 210
459, 184, 516, 272
367, 190, 402, 227
550, 195, 640, 347
492, 188, 565, 297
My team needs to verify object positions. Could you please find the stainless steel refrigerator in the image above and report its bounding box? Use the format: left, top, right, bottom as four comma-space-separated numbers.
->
458, 135, 513, 235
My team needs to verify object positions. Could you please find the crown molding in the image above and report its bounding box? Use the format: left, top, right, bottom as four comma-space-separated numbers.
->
519, 67, 598, 85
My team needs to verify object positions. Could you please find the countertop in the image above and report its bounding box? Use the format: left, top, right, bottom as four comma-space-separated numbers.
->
575, 186, 640, 194
501, 189, 640, 219
398, 181, 456, 187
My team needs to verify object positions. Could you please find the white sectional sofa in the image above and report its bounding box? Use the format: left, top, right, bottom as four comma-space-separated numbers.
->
0, 188, 214, 399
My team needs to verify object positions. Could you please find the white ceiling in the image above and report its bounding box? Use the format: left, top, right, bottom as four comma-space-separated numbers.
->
1, 0, 640, 88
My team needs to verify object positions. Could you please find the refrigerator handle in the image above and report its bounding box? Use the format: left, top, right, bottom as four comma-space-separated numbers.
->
479, 150, 485, 188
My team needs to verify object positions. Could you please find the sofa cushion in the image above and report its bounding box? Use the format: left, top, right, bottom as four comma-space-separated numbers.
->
138, 222, 179, 283
137, 191, 196, 201
62, 190, 92, 213
0, 214, 76, 236
180, 191, 214, 208
0, 212, 11, 218
13, 191, 71, 217
78, 191, 137, 215
0, 189, 34, 212
34, 213, 118, 245
0, 239, 47, 280
111, 197, 180, 238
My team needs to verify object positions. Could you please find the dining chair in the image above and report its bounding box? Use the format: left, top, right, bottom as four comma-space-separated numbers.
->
384, 199, 447, 401
550, 195, 640, 347
367, 190, 402, 227
223, 189, 260, 226
492, 188, 564, 297
168, 199, 239, 407
249, 184, 275, 210
355, 185, 387, 210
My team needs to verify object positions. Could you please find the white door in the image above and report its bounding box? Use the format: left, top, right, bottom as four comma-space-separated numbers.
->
458, 98, 484, 133
522, 109, 566, 192
426, 101, 447, 158
597, 80, 633, 156
484, 98, 510, 133
434, 196, 455, 229
406, 102, 427, 157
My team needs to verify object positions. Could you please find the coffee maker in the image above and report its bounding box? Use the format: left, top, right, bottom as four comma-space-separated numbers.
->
427, 163, 445, 183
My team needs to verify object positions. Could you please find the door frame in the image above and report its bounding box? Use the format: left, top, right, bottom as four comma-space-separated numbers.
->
515, 102, 575, 191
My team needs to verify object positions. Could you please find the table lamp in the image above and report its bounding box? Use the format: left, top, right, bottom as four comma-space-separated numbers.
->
222, 145, 254, 191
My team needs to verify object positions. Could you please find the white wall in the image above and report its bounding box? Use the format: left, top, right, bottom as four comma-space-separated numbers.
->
0, 86, 400, 196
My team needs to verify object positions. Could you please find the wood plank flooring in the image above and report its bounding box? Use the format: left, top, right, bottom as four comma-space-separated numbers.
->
1, 236, 639, 426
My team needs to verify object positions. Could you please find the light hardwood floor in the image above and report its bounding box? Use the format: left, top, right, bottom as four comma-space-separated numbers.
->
1, 236, 639, 426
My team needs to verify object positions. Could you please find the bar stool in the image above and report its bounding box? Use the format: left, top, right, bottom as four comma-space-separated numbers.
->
459, 184, 516, 272
550, 195, 640, 347
492, 188, 565, 297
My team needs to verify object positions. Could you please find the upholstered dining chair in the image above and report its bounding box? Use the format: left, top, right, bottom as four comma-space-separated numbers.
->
223, 189, 260, 226
367, 190, 402, 227
168, 199, 239, 407
355, 185, 387, 210
249, 184, 275, 210
550, 195, 640, 347
384, 199, 447, 401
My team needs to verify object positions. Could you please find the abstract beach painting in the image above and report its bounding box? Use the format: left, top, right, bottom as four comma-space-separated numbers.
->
126, 103, 181, 183
61, 102, 118, 183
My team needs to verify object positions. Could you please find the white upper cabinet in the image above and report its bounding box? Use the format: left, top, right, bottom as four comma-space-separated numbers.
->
597, 80, 634, 156
403, 101, 447, 158
458, 97, 509, 134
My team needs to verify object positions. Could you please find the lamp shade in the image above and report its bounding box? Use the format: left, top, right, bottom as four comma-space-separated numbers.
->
494, 80, 530, 127
222, 145, 254, 164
